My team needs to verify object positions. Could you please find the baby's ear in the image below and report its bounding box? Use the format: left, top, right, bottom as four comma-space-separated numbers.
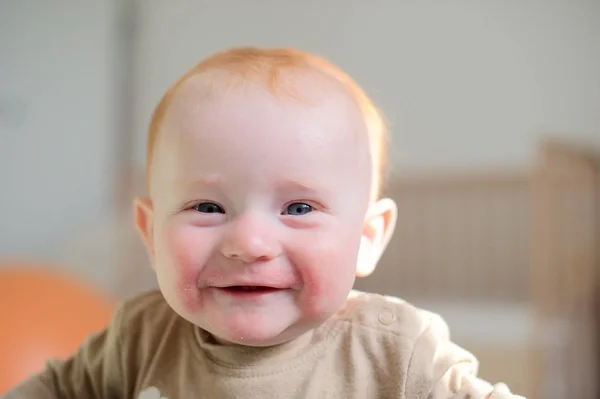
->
356, 198, 397, 277
134, 197, 156, 265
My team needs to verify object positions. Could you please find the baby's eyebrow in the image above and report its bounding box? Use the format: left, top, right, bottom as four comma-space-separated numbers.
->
277, 179, 328, 196
286, 180, 316, 191
169, 176, 331, 198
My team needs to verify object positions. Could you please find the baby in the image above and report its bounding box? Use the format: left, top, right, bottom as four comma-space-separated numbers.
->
4, 47, 525, 398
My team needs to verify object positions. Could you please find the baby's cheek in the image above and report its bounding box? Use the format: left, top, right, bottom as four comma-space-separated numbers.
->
163, 225, 204, 313
299, 252, 355, 319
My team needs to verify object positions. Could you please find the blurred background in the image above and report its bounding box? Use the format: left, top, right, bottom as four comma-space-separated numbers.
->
1, 1, 599, 398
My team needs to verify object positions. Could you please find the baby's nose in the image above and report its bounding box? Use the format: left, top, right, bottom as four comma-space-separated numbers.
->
220, 217, 281, 263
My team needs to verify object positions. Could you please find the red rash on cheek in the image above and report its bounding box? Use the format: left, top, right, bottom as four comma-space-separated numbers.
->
299, 262, 341, 318
177, 261, 201, 313
165, 226, 202, 313
299, 241, 359, 319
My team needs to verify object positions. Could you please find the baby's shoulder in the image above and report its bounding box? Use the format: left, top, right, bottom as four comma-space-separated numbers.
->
111, 290, 181, 337
337, 290, 449, 343
323, 291, 457, 394
105, 290, 191, 370
120, 289, 171, 316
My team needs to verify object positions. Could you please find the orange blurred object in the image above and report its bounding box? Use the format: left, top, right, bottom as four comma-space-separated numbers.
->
0, 265, 115, 394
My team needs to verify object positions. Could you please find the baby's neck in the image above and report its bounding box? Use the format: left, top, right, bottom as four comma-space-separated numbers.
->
194, 325, 322, 367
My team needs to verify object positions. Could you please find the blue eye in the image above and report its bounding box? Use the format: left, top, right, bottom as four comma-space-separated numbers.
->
193, 202, 224, 214
283, 203, 313, 216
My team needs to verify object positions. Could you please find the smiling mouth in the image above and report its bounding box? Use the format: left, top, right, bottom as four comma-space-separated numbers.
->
221, 286, 280, 293
213, 285, 288, 297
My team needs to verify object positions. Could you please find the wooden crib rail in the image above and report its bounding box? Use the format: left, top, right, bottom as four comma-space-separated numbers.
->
531, 138, 600, 399
355, 169, 531, 302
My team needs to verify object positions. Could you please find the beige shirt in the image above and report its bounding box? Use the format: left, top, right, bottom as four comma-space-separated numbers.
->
4, 290, 525, 399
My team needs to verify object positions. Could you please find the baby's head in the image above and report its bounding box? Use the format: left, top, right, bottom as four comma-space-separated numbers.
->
134, 47, 397, 347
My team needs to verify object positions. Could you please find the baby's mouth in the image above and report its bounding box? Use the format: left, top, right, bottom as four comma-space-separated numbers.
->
214, 285, 291, 300
221, 286, 279, 293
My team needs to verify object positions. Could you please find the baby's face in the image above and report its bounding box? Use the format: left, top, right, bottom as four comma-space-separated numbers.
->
144, 75, 373, 346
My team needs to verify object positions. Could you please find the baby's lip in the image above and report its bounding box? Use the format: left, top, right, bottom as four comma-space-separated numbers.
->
212, 282, 289, 290
204, 273, 300, 290
216, 286, 282, 294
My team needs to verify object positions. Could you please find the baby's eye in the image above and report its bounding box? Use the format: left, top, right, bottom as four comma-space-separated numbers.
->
193, 202, 225, 214
283, 203, 313, 216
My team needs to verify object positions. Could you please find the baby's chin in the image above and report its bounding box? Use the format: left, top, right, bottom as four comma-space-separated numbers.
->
166, 292, 339, 347
188, 310, 326, 348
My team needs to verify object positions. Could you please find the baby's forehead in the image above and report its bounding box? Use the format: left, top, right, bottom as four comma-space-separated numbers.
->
149, 70, 378, 201
147, 51, 385, 199
152, 70, 374, 194
170, 68, 359, 115
162, 70, 368, 144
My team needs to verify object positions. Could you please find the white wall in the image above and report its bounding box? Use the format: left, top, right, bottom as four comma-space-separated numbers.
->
0, 1, 118, 264
131, 0, 600, 174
